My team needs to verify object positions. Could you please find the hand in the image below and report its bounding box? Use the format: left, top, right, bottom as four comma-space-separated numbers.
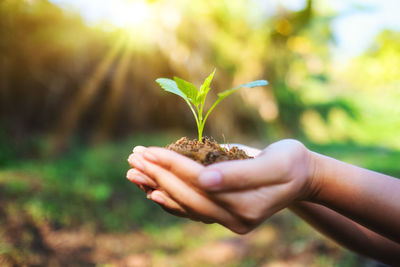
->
127, 139, 316, 234
127, 145, 252, 231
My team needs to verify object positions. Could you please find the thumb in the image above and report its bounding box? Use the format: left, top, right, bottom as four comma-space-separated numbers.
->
196, 152, 286, 192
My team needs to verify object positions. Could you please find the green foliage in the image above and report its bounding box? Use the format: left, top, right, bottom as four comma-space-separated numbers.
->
156, 70, 268, 140
0, 130, 16, 167
0, 133, 185, 231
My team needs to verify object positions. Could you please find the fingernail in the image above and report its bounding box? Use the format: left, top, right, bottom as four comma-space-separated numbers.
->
133, 156, 144, 172
151, 192, 165, 205
126, 169, 137, 179
127, 173, 147, 185
143, 151, 158, 163
198, 170, 222, 188
133, 146, 146, 153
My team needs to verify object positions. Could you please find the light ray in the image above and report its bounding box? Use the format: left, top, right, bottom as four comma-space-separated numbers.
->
92, 41, 134, 143
52, 35, 126, 151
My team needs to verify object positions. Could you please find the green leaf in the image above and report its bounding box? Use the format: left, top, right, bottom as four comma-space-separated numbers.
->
174, 77, 200, 105
217, 80, 268, 99
199, 69, 216, 96
156, 78, 188, 100
197, 69, 216, 103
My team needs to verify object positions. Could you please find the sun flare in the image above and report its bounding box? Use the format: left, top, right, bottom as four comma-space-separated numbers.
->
108, 1, 151, 29
57, 0, 182, 43
54, 0, 159, 32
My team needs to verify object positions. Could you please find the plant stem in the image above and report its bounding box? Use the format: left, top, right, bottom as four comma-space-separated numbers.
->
201, 97, 222, 133
198, 126, 203, 141
198, 101, 205, 141
185, 99, 199, 130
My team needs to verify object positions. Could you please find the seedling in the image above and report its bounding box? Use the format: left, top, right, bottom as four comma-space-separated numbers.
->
156, 69, 268, 141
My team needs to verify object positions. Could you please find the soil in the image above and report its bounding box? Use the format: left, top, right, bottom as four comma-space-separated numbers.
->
166, 137, 251, 165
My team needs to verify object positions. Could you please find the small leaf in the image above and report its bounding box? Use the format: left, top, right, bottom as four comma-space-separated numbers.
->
197, 69, 216, 103
200, 69, 216, 95
235, 80, 269, 89
156, 78, 188, 100
174, 77, 200, 105
218, 80, 268, 99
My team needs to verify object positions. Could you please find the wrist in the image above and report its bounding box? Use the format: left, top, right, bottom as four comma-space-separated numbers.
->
278, 140, 321, 203
301, 149, 323, 202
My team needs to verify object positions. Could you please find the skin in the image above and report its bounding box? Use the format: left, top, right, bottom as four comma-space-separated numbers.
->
126, 139, 400, 265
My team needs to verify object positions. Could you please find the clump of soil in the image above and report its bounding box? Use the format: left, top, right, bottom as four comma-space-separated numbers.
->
166, 137, 251, 166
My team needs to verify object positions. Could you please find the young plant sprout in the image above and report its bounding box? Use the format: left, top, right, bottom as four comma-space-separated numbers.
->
156, 69, 268, 141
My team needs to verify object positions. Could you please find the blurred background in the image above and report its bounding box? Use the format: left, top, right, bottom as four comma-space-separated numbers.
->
0, 0, 399, 265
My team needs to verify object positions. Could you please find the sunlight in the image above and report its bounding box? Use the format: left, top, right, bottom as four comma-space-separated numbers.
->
51, 0, 154, 33
108, 1, 150, 30
93, 43, 134, 143
53, 35, 127, 151
51, 0, 182, 47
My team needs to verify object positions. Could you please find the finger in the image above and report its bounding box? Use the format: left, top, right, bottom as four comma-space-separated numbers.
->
132, 181, 154, 196
149, 190, 189, 217
196, 152, 287, 192
134, 182, 190, 219
127, 153, 137, 168
160, 205, 190, 219
150, 190, 216, 223
126, 168, 158, 189
128, 153, 159, 188
213, 186, 285, 225
133, 146, 147, 153
138, 155, 246, 232
141, 147, 204, 183
139, 184, 154, 194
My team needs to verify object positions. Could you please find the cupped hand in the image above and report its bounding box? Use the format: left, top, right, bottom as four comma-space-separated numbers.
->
127, 139, 316, 234
127, 146, 251, 232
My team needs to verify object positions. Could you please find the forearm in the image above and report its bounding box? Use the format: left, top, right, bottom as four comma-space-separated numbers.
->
290, 201, 400, 265
309, 152, 400, 243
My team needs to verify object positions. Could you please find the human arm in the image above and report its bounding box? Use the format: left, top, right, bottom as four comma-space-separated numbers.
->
290, 201, 400, 265
308, 151, 400, 244
222, 144, 400, 259
219, 144, 400, 261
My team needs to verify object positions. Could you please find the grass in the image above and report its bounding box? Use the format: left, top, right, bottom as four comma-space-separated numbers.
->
0, 133, 185, 231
